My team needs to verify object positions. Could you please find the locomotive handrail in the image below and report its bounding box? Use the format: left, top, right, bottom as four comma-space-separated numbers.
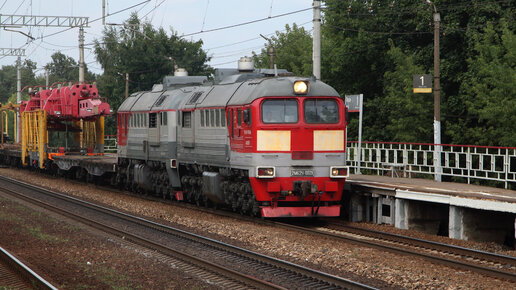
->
346, 141, 516, 189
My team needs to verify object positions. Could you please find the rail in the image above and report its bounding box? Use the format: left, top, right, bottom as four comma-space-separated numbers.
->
0, 246, 57, 289
346, 141, 516, 189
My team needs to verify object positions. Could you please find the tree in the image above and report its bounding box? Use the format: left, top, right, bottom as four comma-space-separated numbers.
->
45, 52, 96, 84
0, 59, 37, 104
320, 0, 516, 145
450, 22, 516, 146
252, 23, 313, 76
94, 13, 211, 113
382, 41, 433, 142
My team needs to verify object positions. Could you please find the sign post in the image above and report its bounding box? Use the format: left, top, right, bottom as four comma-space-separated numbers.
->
413, 74, 441, 181
345, 94, 363, 174
413, 74, 432, 93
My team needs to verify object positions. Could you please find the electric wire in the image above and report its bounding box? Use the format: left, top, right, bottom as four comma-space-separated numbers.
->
11, 0, 26, 14
0, 0, 8, 10
181, 7, 312, 37
141, 0, 166, 20
201, 0, 210, 32
206, 20, 312, 51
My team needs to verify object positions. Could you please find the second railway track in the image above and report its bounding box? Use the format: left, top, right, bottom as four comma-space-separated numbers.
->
272, 219, 516, 282
0, 175, 374, 289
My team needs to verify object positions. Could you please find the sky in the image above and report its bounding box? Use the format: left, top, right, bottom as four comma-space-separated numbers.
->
0, 0, 315, 76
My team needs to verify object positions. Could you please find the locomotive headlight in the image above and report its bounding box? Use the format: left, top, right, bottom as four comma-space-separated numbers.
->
293, 80, 309, 95
257, 166, 275, 178
330, 166, 349, 178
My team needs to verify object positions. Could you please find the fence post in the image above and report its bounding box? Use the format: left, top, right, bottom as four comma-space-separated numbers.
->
505, 149, 509, 189
467, 147, 471, 185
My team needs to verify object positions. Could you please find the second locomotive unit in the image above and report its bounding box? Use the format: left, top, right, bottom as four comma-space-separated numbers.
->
117, 57, 349, 217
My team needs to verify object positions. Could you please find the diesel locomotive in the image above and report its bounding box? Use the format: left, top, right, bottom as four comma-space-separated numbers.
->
116, 57, 349, 217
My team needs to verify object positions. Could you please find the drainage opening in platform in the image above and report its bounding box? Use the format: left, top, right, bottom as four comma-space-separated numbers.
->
382, 204, 390, 217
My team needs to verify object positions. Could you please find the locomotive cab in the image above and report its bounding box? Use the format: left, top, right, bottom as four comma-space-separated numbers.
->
242, 82, 348, 217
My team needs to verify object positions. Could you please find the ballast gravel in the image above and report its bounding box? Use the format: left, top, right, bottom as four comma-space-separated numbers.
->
0, 167, 515, 289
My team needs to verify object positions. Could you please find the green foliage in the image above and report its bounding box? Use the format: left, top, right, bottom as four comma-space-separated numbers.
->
318, 0, 514, 146
94, 13, 211, 117
45, 52, 96, 84
252, 23, 313, 76
321, 0, 434, 141
451, 22, 516, 146
383, 41, 433, 142
0, 59, 37, 104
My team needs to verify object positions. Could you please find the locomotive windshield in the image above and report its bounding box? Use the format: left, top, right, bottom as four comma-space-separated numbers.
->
304, 99, 339, 124
261, 99, 298, 123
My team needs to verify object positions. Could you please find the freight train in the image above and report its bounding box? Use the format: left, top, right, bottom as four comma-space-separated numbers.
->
0, 57, 349, 218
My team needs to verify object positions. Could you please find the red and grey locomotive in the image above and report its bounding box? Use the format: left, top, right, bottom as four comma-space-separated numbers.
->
116, 57, 349, 217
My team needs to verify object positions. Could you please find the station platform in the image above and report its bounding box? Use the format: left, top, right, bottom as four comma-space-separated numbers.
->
346, 174, 516, 209
344, 174, 516, 245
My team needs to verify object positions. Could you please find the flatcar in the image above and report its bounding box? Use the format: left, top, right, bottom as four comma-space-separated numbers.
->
116, 57, 349, 217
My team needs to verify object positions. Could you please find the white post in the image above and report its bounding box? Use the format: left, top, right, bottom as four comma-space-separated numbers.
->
357, 94, 363, 174
312, 0, 321, 80
434, 121, 442, 181
433, 9, 442, 182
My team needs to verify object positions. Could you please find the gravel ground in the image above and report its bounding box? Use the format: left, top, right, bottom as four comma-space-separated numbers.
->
0, 167, 515, 289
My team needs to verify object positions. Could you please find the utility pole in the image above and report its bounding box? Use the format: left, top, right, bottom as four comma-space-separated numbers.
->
0, 48, 26, 143
78, 27, 85, 83
125, 73, 129, 99
16, 56, 21, 142
432, 5, 442, 182
45, 69, 49, 89
102, 0, 106, 25
312, 0, 321, 80
260, 34, 275, 69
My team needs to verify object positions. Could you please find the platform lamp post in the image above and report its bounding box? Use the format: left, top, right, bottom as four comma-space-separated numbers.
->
426, 0, 442, 182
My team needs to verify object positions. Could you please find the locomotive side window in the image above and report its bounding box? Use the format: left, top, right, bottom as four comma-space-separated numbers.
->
149, 113, 157, 128
210, 110, 215, 127
200, 110, 205, 127
304, 99, 339, 124
220, 109, 226, 127
261, 99, 298, 123
182, 111, 192, 128
162, 112, 167, 126
216, 109, 220, 127
237, 109, 242, 126
243, 108, 251, 125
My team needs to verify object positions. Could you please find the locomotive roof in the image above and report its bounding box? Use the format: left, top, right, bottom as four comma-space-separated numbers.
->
118, 74, 340, 113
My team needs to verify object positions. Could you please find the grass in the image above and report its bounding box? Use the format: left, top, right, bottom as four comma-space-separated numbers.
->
81, 262, 141, 290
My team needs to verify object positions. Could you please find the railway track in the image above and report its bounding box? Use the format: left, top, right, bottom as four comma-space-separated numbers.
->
273, 219, 516, 283
0, 175, 374, 289
82, 180, 516, 282
0, 246, 57, 289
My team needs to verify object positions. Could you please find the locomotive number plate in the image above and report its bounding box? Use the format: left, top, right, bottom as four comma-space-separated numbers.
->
291, 169, 314, 177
